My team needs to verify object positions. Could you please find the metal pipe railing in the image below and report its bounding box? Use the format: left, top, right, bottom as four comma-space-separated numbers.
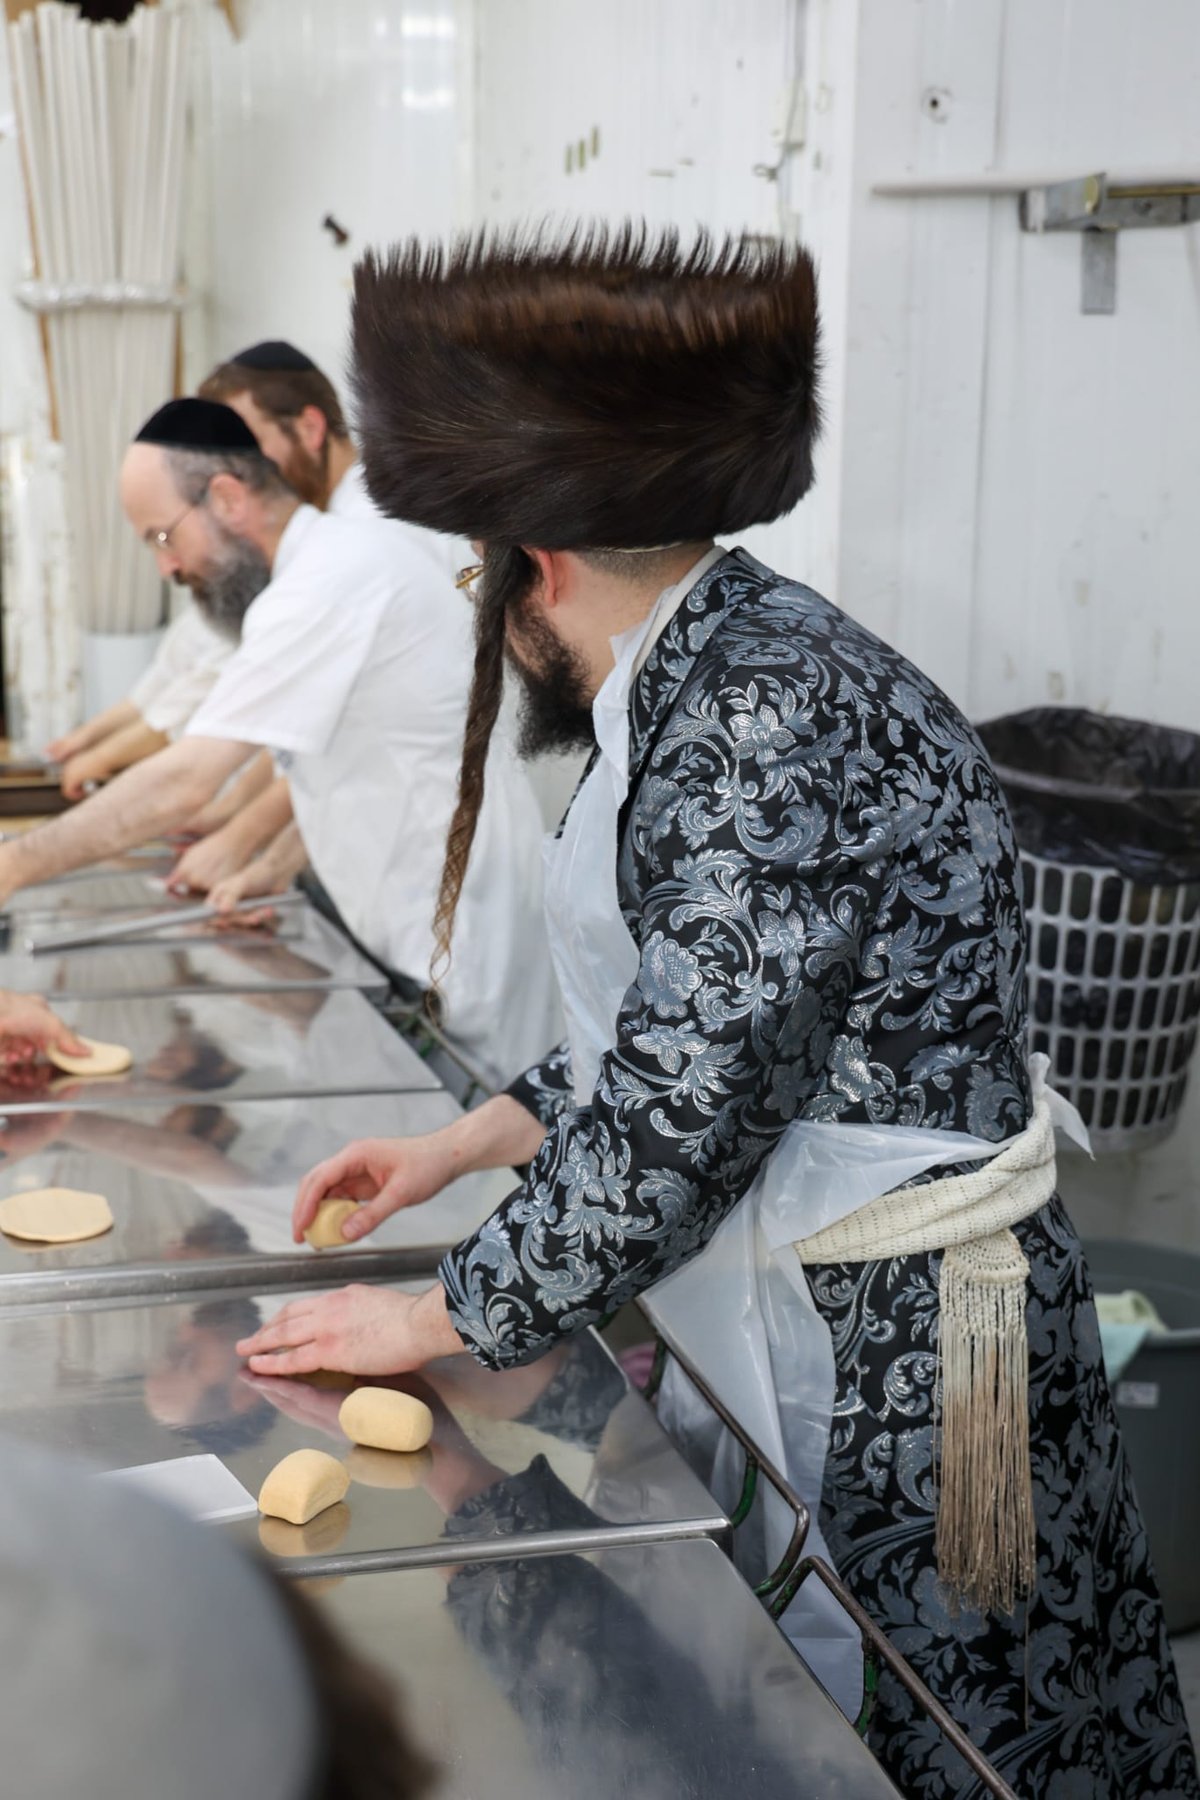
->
638, 1309, 1021, 1800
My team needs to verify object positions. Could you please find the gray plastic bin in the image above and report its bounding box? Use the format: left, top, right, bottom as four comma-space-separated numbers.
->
1084, 1237, 1200, 1634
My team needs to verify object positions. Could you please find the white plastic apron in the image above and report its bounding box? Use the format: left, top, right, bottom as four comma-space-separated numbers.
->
541, 558, 1079, 1716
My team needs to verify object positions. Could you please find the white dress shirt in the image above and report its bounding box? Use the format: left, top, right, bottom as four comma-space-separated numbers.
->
328, 460, 469, 582
186, 505, 561, 1087
129, 602, 234, 738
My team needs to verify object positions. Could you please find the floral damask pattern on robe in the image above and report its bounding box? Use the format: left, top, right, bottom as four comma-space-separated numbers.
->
808, 1198, 1198, 1798
443, 549, 1198, 1796
445, 549, 1033, 1361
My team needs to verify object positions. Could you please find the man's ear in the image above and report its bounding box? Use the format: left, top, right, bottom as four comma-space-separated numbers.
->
523, 547, 573, 611
206, 471, 245, 527
292, 405, 328, 456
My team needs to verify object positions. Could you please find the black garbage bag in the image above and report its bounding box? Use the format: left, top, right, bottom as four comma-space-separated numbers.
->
976, 708, 1200, 885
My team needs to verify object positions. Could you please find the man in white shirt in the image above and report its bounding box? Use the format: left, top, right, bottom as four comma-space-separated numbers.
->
45, 602, 233, 798
198, 339, 465, 575
0, 397, 560, 1088
164, 339, 466, 897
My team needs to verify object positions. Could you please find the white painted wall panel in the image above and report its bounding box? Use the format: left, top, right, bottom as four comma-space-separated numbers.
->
474, 0, 795, 239
828, 0, 1200, 731
204, 0, 468, 381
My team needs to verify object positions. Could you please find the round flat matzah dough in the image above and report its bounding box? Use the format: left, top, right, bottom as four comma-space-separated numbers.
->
47, 1036, 133, 1077
0, 1187, 114, 1243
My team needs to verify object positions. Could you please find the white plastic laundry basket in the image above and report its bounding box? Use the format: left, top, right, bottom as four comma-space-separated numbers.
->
1023, 852, 1200, 1153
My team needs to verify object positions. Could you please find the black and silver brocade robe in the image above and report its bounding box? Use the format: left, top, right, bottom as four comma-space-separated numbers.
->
441, 551, 1197, 1796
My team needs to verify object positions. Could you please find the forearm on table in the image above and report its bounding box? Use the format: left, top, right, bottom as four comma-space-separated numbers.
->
227, 778, 294, 864
87, 719, 169, 778
428, 1092, 550, 1179
217, 748, 275, 819
0, 738, 248, 890
78, 698, 139, 748
254, 816, 305, 886
413, 1281, 472, 1360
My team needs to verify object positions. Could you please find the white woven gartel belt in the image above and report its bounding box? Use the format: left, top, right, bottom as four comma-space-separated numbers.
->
795, 1094, 1058, 1616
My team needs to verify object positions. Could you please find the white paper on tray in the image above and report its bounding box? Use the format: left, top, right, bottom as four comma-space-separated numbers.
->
98, 1453, 257, 1523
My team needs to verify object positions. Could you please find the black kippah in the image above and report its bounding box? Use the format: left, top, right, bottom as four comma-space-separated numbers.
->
134, 397, 263, 453
229, 340, 317, 373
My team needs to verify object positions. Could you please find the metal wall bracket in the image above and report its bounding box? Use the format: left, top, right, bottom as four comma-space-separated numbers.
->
1020, 173, 1200, 314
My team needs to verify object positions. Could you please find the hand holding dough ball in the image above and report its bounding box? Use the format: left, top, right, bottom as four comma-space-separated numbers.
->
47, 1036, 132, 1078
303, 1197, 359, 1249
338, 1387, 434, 1454
0, 1187, 113, 1244
258, 1448, 349, 1525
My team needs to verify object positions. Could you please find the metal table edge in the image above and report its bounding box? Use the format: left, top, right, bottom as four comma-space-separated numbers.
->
0, 1242, 456, 1308
29, 974, 393, 1001
271, 1514, 731, 1582
0, 1077, 436, 1115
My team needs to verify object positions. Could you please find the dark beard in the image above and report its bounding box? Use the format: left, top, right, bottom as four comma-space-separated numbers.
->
505, 604, 595, 759
184, 530, 272, 641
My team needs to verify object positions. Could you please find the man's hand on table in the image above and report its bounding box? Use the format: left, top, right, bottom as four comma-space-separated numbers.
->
44, 725, 91, 764
236, 1281, 468, 1377
59, 750, 105, 800
0, 993, 88, 1065
167, 830, 249, 896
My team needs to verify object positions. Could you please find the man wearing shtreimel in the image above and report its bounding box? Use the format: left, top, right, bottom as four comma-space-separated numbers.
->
240, 228, 1198, 1797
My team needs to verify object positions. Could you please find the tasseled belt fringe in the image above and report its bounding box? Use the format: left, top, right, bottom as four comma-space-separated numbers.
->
795, 1096, 1057, 1616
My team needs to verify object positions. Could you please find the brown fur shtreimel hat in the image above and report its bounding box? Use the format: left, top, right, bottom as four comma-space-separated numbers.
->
350, 223, 821, 549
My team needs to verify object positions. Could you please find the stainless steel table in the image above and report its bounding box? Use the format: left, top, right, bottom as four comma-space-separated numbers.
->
0, 1088, 510, 1304
6, 893, 317, 953
0, 986, 437, 1114
306, 1537, 901, 1798
0, 864, 186, 921
0, 906, 387, 997
0, 1293, 728, 1571
0, 848, 177, 886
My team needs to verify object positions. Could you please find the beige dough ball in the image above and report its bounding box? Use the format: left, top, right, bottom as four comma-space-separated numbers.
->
345, 1444, 433, 1490
258, 1448, 350, 1525
303, 1197, 360, 1250
338, 1387, 434, 1454
47, 1036, 133, 1077
258, 1503, 351, 1560
0, 1187, 113, 1244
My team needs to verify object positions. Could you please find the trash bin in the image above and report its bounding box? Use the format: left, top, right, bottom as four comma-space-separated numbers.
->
1083, 1237, 1200, 1634
978, 709, 1200, 1153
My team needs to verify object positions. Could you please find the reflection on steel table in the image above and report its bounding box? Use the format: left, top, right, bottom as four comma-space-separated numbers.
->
0, 987, 437, 1116
0, 1293, 727, 1572
0, 1088, 513, 1303
308, 1538, 902, 1799
0, 906, 386, 998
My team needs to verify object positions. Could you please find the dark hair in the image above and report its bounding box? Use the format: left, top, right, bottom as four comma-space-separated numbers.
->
266, 1569, 439, 1799
200, 361, 350, 440
431, 544, 531, 977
